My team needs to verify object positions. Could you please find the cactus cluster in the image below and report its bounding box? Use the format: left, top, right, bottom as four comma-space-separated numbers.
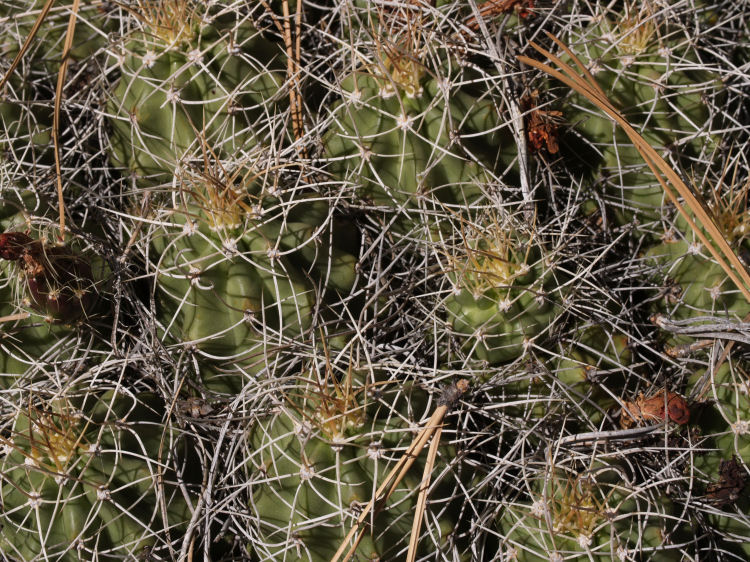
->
0, 0, 748, 560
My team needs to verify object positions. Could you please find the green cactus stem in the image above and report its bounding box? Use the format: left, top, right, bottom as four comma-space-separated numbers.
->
247, 367, 461, 561
149, 165, 357, 387
107, 2, 285, 183
441, 216, 566, 365
0, 390, 197, 561
563, 4, 723, 228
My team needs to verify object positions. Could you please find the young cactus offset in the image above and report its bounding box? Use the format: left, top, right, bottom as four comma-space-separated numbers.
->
247, 365, 462, 560
442, 213, 566, 365
107, 1, 285, 183
0, 389, 197, 561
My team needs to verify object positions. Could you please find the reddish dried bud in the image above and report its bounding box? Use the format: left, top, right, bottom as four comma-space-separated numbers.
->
0, 232, 36, 260
620, 389, 689, 428
665, 391, 690, 424
1, 232, 99, 322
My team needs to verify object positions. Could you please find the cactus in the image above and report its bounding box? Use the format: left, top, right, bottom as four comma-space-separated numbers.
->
498, 463, 686, 561
323, 6, 515, 235
0, 389, 197, 561
690, 362, 750, 468
324, 73, 510, 218
441, 214, 566, 365
148, 164, 357, 391
0, 69, 55, 179
550, 325, 631, 427
248, 366, 461, 560
644, 170, 750, 351
107, 1, 285, 183
563, 3, 723, 227
0, 0, 745, 559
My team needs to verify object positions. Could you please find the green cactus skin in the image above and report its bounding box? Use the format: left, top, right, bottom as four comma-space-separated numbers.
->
554, 327, 631, 388
443, 238, 565, 366
107, 9, 285, 182
491, 328, 631, 449
150, 198, 357, 376
248, 372, 459, 561
498, 465, 686, 561
324, 72, 512, 229
0, 0, 110, 73
564, 8, 723, 227
0, 390, 197, 561
645, 239, 750, 324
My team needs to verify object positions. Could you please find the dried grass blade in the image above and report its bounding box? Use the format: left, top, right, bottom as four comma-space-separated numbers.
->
405, 424, 443, 562
52, 0, 81, 237
0, 0, 57, 92
542, 31, 607, 100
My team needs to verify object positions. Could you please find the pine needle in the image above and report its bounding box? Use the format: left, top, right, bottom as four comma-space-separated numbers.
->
52, 0, 81, 238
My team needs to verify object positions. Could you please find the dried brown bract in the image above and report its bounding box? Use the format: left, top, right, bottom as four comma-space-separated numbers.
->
706, 457, 747, 507
521, 91, 562, 155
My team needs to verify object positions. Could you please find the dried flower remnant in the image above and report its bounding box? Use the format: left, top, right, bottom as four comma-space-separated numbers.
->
465, 0, 536, 30
706, 457, 747, 507
521, 91, 562, 155
0, 232, 98, 322
620, 389, 690, 429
